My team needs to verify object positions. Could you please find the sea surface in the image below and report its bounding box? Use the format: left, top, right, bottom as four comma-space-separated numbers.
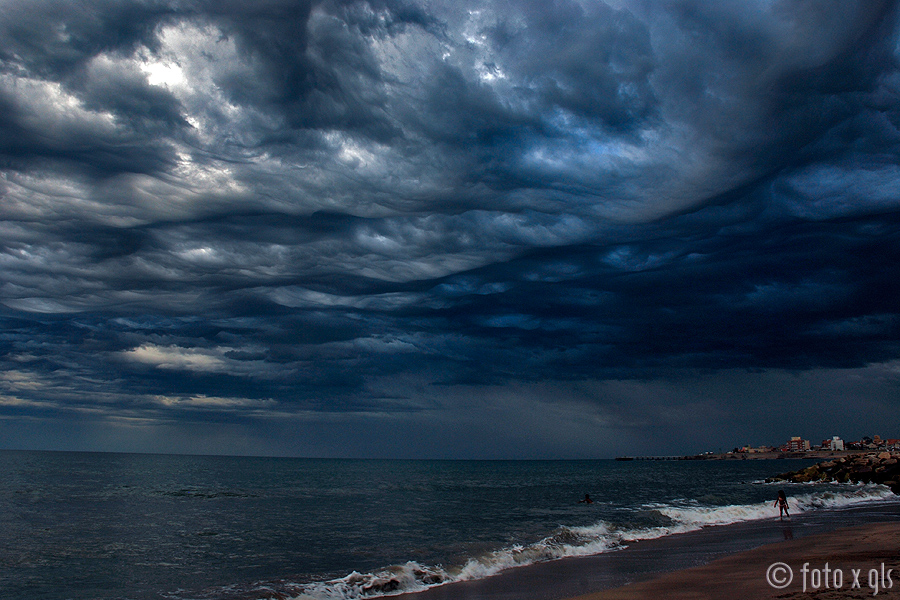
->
1, 450, 897, 600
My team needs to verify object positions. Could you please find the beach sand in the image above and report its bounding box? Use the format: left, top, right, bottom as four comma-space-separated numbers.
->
568, 521, 900, 600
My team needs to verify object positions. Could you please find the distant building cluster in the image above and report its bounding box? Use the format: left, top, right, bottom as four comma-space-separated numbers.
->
734, 434, 900, 455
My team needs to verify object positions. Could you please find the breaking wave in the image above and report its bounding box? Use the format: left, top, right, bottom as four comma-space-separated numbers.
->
249, 485, 898, 600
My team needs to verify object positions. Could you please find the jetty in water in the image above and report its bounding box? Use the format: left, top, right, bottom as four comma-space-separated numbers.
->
614, 455, 688, 461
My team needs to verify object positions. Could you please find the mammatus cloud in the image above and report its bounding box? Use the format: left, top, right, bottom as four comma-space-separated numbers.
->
1, 0, 899, 456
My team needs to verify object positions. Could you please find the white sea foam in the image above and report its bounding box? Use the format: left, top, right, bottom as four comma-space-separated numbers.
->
286, 485, 898, 600
293, 563, 451, 599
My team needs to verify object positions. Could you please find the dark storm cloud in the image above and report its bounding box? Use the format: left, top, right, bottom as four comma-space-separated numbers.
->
1, 0, 900, 455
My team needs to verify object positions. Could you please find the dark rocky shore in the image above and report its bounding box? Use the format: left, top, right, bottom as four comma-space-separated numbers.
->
765, 451, 900, 493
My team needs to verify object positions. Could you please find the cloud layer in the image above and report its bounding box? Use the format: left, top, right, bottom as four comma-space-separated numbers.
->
2, 0, 900, 456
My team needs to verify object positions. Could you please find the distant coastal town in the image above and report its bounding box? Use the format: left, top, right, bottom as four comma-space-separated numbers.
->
734, 433, 900, 454
618, 434, 900, 461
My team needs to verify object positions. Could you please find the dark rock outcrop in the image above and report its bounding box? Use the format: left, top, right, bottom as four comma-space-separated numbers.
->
765, 452, 900, 494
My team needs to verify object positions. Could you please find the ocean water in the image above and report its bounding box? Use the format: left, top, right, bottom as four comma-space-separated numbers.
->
1, 451, 896, 600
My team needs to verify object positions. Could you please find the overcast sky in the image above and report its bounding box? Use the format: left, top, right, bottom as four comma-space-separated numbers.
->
1, 0, 899, 458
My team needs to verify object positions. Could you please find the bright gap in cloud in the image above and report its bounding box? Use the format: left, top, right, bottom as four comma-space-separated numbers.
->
122, 343, 229, 372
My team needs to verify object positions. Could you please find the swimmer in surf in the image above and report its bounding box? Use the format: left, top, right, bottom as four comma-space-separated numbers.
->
774, 490, 789, 518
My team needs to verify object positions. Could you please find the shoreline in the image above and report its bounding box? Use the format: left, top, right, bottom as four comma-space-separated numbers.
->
617, 450, 864, 461
568, 520, 900, 599
391, 501, 900, 600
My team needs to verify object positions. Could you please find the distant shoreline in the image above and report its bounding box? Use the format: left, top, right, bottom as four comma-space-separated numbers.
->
615, 450, 861, 461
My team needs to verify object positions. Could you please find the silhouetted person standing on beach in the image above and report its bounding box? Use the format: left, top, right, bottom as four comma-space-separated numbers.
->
774, 490, 789, 518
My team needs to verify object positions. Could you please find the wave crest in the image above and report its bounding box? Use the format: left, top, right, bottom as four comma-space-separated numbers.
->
282, 485, 896, 600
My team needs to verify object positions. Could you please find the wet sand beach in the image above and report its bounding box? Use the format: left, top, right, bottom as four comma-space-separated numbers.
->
571, 520, 900, 600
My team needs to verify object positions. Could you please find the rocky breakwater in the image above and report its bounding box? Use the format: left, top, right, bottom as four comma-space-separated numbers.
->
766, 452, 900, 494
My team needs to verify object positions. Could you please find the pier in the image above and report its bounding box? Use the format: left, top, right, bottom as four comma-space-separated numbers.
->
615, 455, 694, 461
